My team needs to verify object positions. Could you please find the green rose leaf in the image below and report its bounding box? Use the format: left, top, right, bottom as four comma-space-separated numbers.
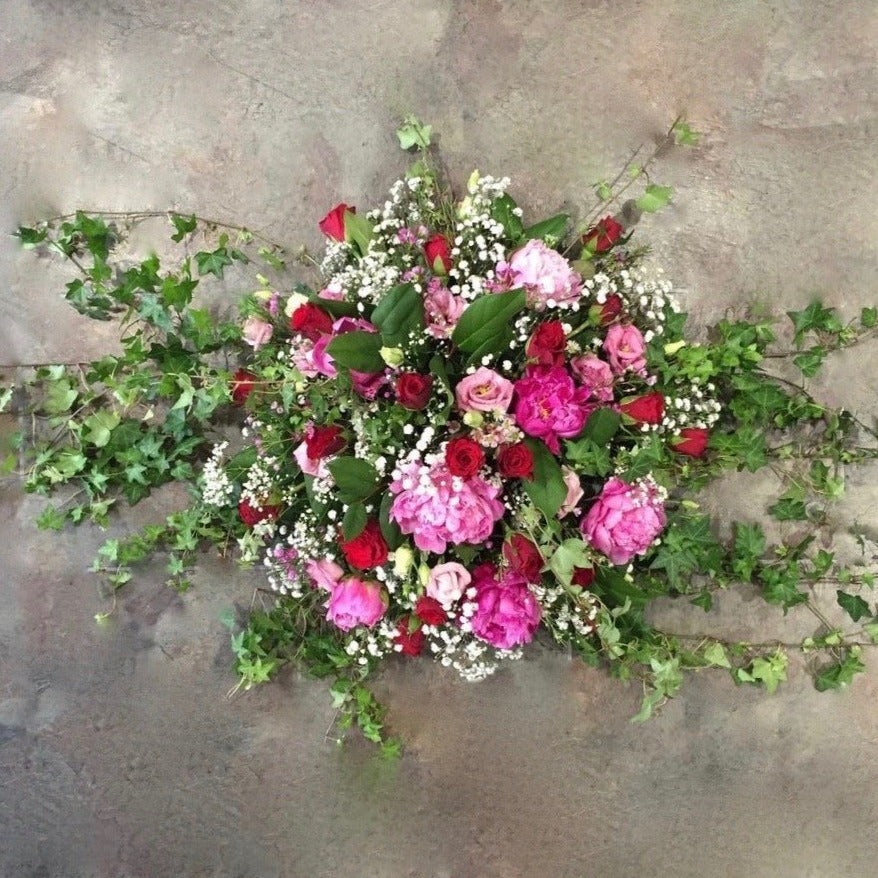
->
341, 501, 368, 541
371, 283, 424, 347
378, 492, 405, 550
452, 289, 526, 358
326, 331, 385, 373
327, 457, 379, 503
581, 407, 621, 446
344, 211, 375, 257
522, 438, 568, 519
522, 214, 569, 245
490, 194, 524, 242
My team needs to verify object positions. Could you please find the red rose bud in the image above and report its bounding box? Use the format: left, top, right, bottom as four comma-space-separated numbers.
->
238, 498, 280, 526
503, 533, 544, 583
305, 424, 346, 461
338, 519, 389, 570
582, 215, 625, 253
589, 293, 623, 326
415, 595, 447, 626
424, 234, 453, 275
496, 442, 534, 479
231, 369, 257, 406
671, 426, 709, 458
290, 303, 334, 340
526, 321, 567, 367
395, 372, 433, 410
318, 202, 355, 242
395, 616, 425, 656
619, 392, 665, 425
445, 437, 485, 478
571, 566, 596, 588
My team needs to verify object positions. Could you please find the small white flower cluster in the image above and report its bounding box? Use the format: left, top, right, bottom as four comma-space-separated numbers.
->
240, 455, 281, 509
531, 582, 599, 638
200, 442, 235, 507
661, 384, 722, 432
343, 620, 398, 666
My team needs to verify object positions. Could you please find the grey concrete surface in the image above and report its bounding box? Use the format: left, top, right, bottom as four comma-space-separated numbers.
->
1, 1, 877, 876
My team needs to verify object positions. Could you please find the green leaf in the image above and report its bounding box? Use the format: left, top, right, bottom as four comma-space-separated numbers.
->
548, 539, 591, 586
82, 410, 120, 447
326, 331, 385, 373
16, 226, 48, 248
760, 565, 807, 609
672, 120, 700, 146
378, 492, 405, 550
732, 522, 765, 582
490, 194, 524, 241
327, 457, 379, 503
650, 513, 723, 590
563, 438, 612, 476
702, 642, 731, 668
344, 212, 375, 257
44, 380, 77, 415
792, 347, 826, 378
636, 184, 673, 213
787, 302, 843, 347
749, 651, 788, 694
195, 247, 233, 278
37, 505, 67, 531
768, 494, 808, 521
451, 289, 526, 358
580, 407, 620, 446
836, 590, 870, 623
396, 116, 432, 150
341, 502, 368, 541
522, 439, 567, 519
522, 214, 568, 244
371, 283, 424, 347
814, 650, 865, 691
861, 306, 877, 329
170, 214, 197, 242
690, 590, 713, 612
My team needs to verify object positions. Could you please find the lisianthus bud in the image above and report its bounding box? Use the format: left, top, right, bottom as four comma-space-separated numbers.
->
380, 346, 405, 367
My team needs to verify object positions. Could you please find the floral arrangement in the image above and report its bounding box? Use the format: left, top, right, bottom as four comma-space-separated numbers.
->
9, 118, 878, 752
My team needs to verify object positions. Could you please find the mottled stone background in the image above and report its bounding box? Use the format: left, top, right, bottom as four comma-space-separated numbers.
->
1, 1, 877, 876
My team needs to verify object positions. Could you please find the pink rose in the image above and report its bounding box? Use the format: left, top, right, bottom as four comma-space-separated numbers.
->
558, 466, 584, 518
324, 577, 387, 631
293, 439, 330, 479
470, 565, 542, 649
242, 317, 273, 350
350, 369, 388, 400
513, 366, 593, 454
424, 278, 466, 339
426, 562, 472, 606
603, 324, 647, 376
581, 476, 667, 566
306, 558, 344, 591
455, 367, 515, 413
499, 239, 581, 311
570, 353, 615, 402
290, 338, 320, 378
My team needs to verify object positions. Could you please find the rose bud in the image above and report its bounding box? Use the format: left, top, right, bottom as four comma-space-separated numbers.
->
338, 519, 389, 570
588, 293, 624, 326
395, 372, 433, 410
671, 427, 709, 458
619, 392, 665, 425
582, 215, 625, 253
290, 303, 334, 340
238, 498, 280, 526
414, 595, 447, 626
526, 321, 566, 367
424, 233, 453, 275
318, 202, 355, 242
394, 616, 425, 656
305, 424, 346, 461
502, 533, 544, 583
445, 436, 485, 478
496, 442, 534, 480
571, 566, 596, 588
231, 369, 257, 406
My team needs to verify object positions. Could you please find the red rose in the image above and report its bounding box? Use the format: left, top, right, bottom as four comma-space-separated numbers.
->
620, 392, 665, 425
571, 566, 596, 588
424, 234, 453, 275
305, 424, 346, 461
238, 498, 280, 526
582, 215, 625, 253
415, 595, 447, 626
290, 303, 333, 340
503, 533, 543, 582
338, 519, 389, 570
395, 616, 425, 656
589, 293, 624, 326
318, 203, 354, 242
671, 427, 709, 458
231, 369, 257, 406
445, 437, 484, 478
496, 442, 534, 479
395, 373, 433, 410
526, 321, 567, 367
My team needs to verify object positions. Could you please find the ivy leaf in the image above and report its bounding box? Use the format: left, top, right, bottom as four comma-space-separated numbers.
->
836, 590, 870, 623
760, 565, 807, 610
452, 289, 526, 359
371, 283, 424, 347
672, 120, 700, 146
16, 226, 48, 248
768, 494, 808, 521
521, 439, 567, 519
396, 116, 432, 150
83, 411, 120, 447
44, 380, 77, 415
327, 457, 379, 504
548, 538, 591, 586
326, 331, 385, 373
787, 302, 843, 348
636, 184, 673, 213
814, 650, 865, 691
702, 642, 731, 668
170, 214, 197, 242
861, 306, 877, 329
732, 522, 765, 582
792, 347, 826, 378
195, 247, 233, 278
749, 651, 788, 694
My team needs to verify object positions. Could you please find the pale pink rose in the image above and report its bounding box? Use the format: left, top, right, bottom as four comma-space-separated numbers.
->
306, 558, 344, 591
324, 577, 387, 631
558, 467, 584, 518
581, 476, 666, 565
455, 367, 515, 413
500, 239, 581, 310
290, 338, 320, 378
424, 278, 466, 339
311, 335, 337, 377
293, 440, 330, 478
603, 324, 647, 376
570, 353, 615, 402
469, 564, 541, 649
318, 285, 345, 300
389, 461, 505, 554
426, 562, 472, 606
513, 366, 593, 454
242, 317, 273, 349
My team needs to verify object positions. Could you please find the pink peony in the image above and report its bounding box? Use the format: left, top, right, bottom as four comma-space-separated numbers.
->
558, 466, 584, 518
499, 239, 581, 310
324, 577, 387, 631
389, 461, 505, 554
455, 367, 515, 413
603, 323, 647, 376
424, 278, 466, 338
513, 366, 593, 454
306, 558, 344, 591
426, 562, 472, 606
469, 565, 542, 649
570, 353, 615, 402
581, 477, 667, 566
242, 317, 273, 349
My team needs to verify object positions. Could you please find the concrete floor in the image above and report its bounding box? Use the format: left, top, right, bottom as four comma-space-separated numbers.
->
1, 1, 877, 876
